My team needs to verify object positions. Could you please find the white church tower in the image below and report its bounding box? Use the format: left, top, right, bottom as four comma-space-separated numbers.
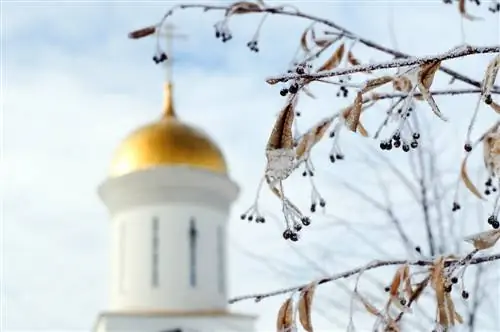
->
93, 28, 256, 332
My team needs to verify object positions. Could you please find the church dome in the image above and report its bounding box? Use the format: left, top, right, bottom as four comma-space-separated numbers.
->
109, 83, 227, 178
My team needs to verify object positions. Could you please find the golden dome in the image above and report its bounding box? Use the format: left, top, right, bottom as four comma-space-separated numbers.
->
109, 83, 227, 178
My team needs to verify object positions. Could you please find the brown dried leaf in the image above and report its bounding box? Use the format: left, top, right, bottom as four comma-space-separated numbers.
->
128, 26, 157, 39
483, 123, 500, 172
317, 43, 345, 72
489, 101, 500, 114
295, 117, 333, 159
357, 122, 369, 137
314, 38, 333, 48
389, 266, 403, 297
226, 1, 262, 15
416, 61, 447, 121
482, 55, 500, 98
401, 264, 413, 299
459, 0, 482, 20
361, 76, 394, 94
430, 257, 449, 327
455, 311, 464, 324
343, 92, 363, 133
267, 101, 295, 150
460, 155, 485, 200
357, 293, 381, 317
419, 61, 441, 90
300, 27, 311, 53
464, 229, 500, 250
298, 283, 316, 332
276, 297, 294, 332
392, 77, 413, 93
347, 51, 360, 66
409, 277, 429, 304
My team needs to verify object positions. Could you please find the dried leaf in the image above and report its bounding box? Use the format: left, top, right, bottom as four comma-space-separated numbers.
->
357, 122, 369, 137
295, 117, 333, 159
489, 101, 500, 114
361, 76, 394, 94
314, 38, 333, 48
464, 229, 500, 250
317, 43, 345, 72
482, 55, 500, 99
356, 292, 381, 317
430, 257, 448, 327
392, 77, 413, 93
298, 283, 316, 332
128, 26, 156, 39
416, 61, 448, 121
409, 277, 429, 304
226, 1, 262, 15
267, 101, 296, 150
343, 92, 363, 133
460, 155, 485, 200
347, 51, 360, 66
402, 265, 413, 299
300, 27, 311, 53
419, 61, 441, 90
483, 123, 500, 173
459, 0, 482, 20
276, 297, 294, 332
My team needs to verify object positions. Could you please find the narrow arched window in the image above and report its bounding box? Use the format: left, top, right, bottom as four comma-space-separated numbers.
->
216, 225, 225, 294
151, 217, 160, 287
188, 218, 198, 287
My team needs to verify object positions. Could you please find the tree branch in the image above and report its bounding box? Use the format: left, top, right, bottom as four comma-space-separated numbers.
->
267, 45, 500, 83
228, 253, 500, 304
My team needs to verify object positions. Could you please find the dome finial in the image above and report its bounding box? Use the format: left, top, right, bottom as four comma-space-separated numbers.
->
163, 82, 176, 118
159, 24, 187, 119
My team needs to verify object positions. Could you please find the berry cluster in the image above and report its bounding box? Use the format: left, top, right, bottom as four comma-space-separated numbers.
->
488, 215, 500, 229
152, 52, 167, 64
310, 198, 326, 213
484, 177, 498, 196
240, 204, 266, 224
279, 64, 312, 97
380, 132, 420, 152
247, 40, 259, 53
329, 153, 344, 163
214, 22, 232, 42
451, 201, 461, 212
335, 77, 352, 98
282, 216, 311, 242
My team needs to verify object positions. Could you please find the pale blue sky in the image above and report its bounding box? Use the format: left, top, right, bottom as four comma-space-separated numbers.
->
2, 1, 500, 331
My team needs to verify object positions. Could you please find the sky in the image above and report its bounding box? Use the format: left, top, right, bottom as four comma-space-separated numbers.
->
2, 0, 500, 331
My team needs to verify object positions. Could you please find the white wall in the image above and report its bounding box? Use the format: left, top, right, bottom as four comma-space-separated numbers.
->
109, 203, 229, 312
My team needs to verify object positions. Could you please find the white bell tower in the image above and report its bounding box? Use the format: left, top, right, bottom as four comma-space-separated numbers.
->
92, 25, 256, 332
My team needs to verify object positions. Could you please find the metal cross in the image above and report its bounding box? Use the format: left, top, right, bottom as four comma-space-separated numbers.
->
156, 24, 188, 83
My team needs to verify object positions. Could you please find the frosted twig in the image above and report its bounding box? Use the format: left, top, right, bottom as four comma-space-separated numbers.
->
267, 46, 500, 83
228, 253, 500, 304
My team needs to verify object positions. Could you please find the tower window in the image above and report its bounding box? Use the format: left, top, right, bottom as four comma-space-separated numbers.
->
152, 217, 160, 288
216, 225, 225, 294
188, 218, 198, 287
